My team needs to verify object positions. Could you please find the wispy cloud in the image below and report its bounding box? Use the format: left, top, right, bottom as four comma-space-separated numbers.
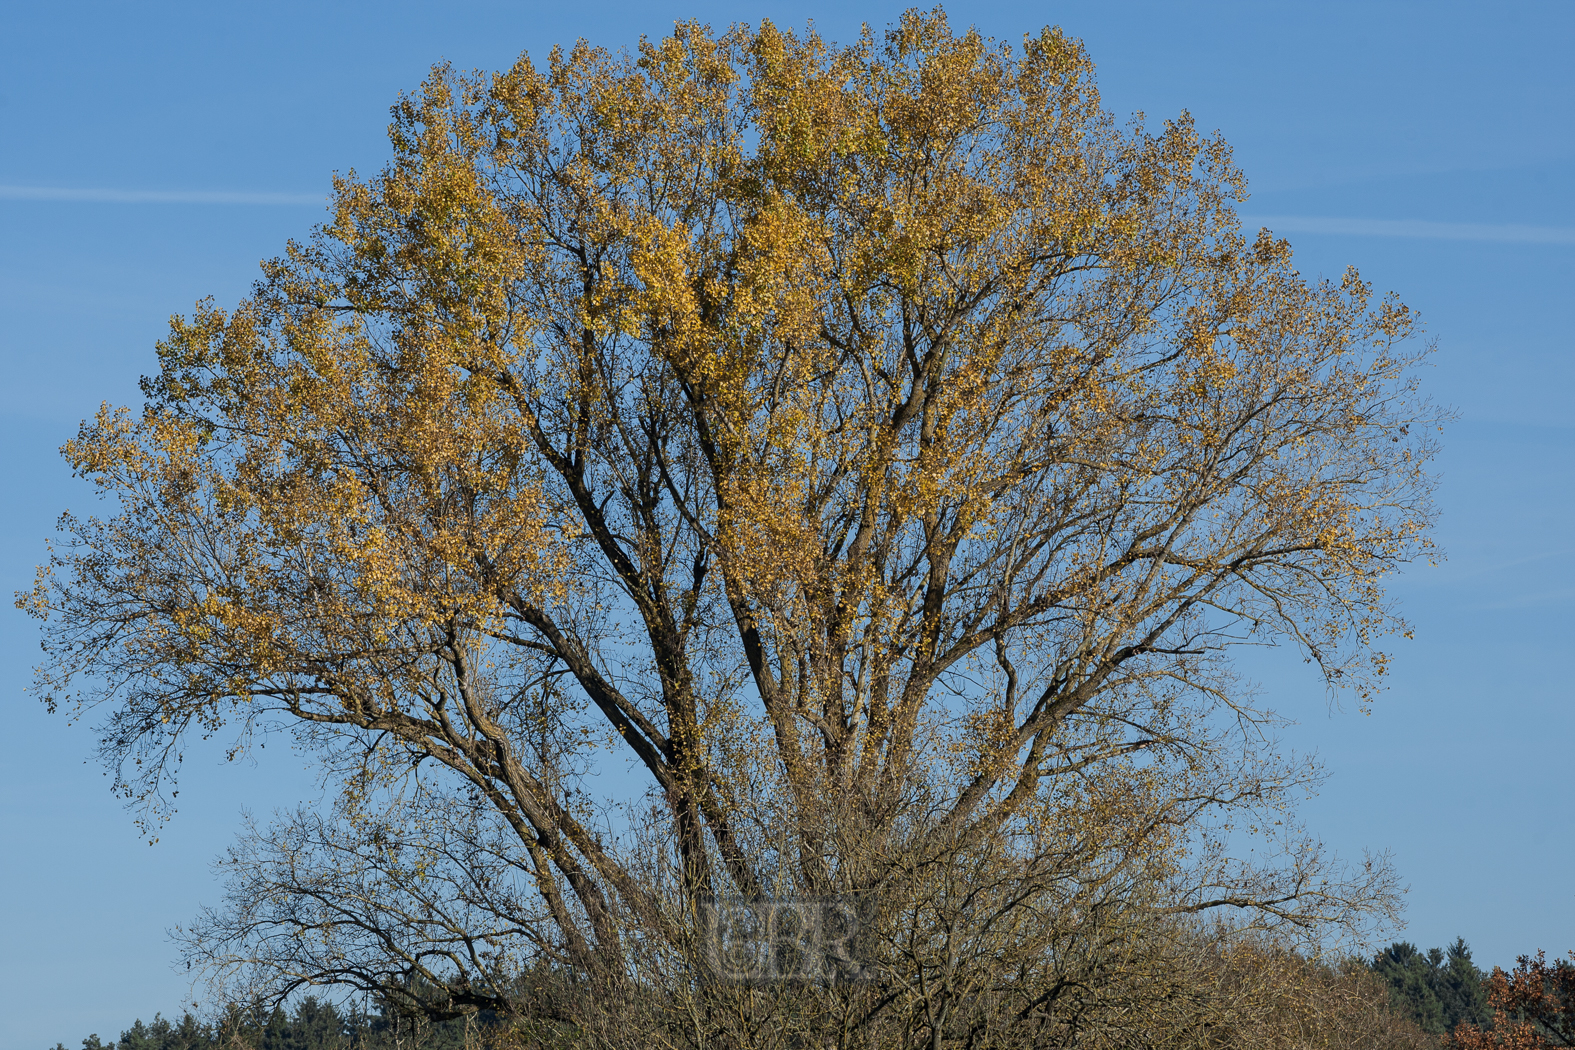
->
0, 185, 323, 205
1480, 587, 1575, 611
1240, 214, 1575, 245
7, 188, 1570, 243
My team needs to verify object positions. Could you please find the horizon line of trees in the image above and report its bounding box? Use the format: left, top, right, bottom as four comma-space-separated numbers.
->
51, 994, 491, 1050
49, 939, 1575, 1050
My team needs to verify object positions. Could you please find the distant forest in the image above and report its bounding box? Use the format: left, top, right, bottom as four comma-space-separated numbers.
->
52, 996, 487, 1050
49, 938, 1569, 1050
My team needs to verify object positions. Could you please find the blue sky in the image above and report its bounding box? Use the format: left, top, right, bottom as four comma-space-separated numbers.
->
2, 2, 1571, 1046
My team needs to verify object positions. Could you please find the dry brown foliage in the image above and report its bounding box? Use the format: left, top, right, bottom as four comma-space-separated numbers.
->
1453, 951, 1575, 1050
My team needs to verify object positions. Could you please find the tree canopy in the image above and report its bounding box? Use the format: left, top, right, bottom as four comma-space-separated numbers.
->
23, 10, 1440, 1048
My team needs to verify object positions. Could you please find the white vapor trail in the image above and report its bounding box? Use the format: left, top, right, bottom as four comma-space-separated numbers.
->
1241, 214, 1575, 245
0, 185, 323, 205
4, 188, 1570, 244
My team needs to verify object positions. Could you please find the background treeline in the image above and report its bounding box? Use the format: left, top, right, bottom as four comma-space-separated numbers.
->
1370, 939, 1493, 1035
52, 997, 495, 1050
50, 938, 1566, 1050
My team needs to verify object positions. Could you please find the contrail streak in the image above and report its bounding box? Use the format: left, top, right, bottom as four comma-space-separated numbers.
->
5, 190, 1569, 244
0, 185, 324, 205
1241, 214, 1575, 245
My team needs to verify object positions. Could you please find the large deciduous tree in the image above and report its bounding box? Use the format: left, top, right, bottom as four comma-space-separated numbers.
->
22, 11, 1439, 1048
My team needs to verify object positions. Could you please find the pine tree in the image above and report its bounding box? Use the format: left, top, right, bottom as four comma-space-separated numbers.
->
1370, 937, 1492, 1034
